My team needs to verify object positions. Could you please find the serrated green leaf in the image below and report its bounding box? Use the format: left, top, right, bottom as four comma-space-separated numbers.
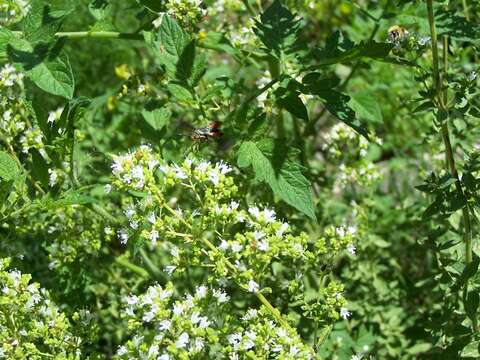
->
276, 92, 309, 121
465, 291, 479, 321
349, 92, 383, 124
253, 0, 303, 57
237, 140, 316, 219
167, 83, 193, 101
317, 90, 369, 139
27, 53, 75, 99
0, 27, 14, 62
145, 15, 206, 86
136, 0, 164, 12
0, 152, 19, 181
89, 0, 112, 20
22, 1, 69, 44
142, 108, 171, 131
311, 31, 392, 67
461, 341, 480, 357
406, 343, 432, 355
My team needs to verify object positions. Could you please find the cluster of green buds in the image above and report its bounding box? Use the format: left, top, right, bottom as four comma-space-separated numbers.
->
0, 258, 84, 358
159, 0, 206, 30
115, 282, 313, 359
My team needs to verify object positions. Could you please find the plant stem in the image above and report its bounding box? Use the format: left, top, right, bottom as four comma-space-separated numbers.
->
426, 0, 477, 331
114, 256, 149, 278
241, 0, 257, 17
55, 31, 144, 40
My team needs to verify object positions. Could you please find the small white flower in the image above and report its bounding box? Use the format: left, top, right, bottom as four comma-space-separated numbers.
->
351, 354, 363, 360
231, 242, 243, 253
147, 212, 156, 224
150, 229, 159, 246
289, 346, 300, 356
257, 240, 269, 252
340, 307, 351, 320
212, 288, 229, 303
104, 184, 112, 193
117, 346, 128, 356
159, 319, 171, 331
247, 280, 259, 293
118, 228, 129, 245
175, 332, 189, 349
195, 285, 208, 299
165, 265, 176, 276
347, 243, 356, 255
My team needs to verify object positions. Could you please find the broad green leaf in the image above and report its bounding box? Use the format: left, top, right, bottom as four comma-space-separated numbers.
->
88, 0, 112, 20
461, 341, 480, 357
316, 90, 368, 139
465, 291, 479, 322
142, 108, 171, 131
0, 152, 19, 181
0, 27, 14, 61
22, 1, 70, 44
406, 343, 432, 355
253, 0, 303, 57
276, 92, 308, 121
136, 0, 164, 12
27, 53, 75, 99
311, 32, 392, 67
145, 15, 206, 86
167, 83, 193, 101
237, 140, 316, 219
349, 92, 383, 124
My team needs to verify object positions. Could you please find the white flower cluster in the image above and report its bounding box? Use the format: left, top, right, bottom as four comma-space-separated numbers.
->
116, 283, 229, 359
116, 282, 313, 359
0, 258, 83, 357
111, 144, 160, 190
336, 162, 382, 186
322, 122, 374, 158
225, 308, 314, 359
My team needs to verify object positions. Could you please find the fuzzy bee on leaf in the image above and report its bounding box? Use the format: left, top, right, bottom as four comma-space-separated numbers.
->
388, 25, 409, 42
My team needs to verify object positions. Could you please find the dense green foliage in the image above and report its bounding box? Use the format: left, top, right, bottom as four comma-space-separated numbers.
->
1, 0, 480, 358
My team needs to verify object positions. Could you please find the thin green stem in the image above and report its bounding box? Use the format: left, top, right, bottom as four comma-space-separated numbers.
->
426, 0, 477, 332
114, 257, 149, 278
462, 0, 470, 21
55, 31, 144, 40
241, 0, 257, 17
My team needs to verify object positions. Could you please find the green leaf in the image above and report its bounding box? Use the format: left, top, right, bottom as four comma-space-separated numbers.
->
311, 32, 392, 66
141, 108, 171, 131
461, 341, 480, 358
22, 1, 70, 44
253, 0, 303, 57
465, 291, 479, 322
27, 53, 75, 99
317, 90, 368, 139
167, 83, 193, 101
88, 0, 112, 20
406, 343, 432, 355
0, 27, 14, 62
276, 91, 309, 121
199, 31, 240, 60
136, 0, 164, 12
145, 15, 206, 86
0, 152, 19, 181
349, 92, 383, 124
237, 140, 316, 219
